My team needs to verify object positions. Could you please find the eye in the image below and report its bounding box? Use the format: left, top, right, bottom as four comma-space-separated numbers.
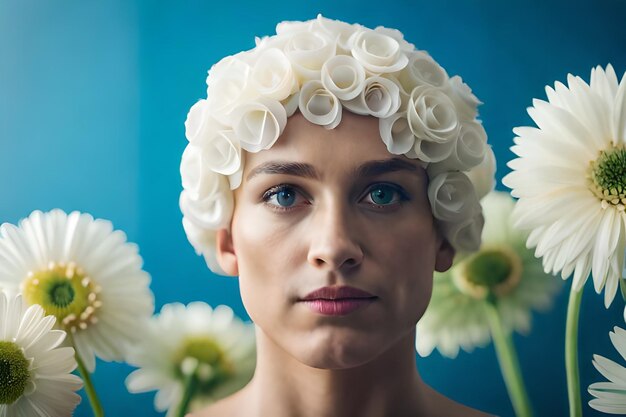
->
262, 185, 308, 211
362, 184, 408, 207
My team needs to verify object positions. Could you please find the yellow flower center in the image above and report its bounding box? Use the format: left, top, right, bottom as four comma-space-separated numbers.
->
21, 262, 102, 333
588, 144, 626, 211
173, 336, 234, 394
454, 246, 523, 300
0, 341, 30, 405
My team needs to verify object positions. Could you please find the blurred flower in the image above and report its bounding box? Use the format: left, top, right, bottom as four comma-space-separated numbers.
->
416, 191, 561, 358
125, 302, 256, 416
0, 209, 154, 371
589, 326, 626, 414
503, 64, 626, 308
0, 291, 82, 416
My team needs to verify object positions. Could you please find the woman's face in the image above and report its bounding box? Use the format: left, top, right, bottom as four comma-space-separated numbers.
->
216, 111, 453, 369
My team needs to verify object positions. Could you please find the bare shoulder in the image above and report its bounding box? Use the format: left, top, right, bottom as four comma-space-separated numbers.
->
422, 385, 495, 417
186, 388, 247, 417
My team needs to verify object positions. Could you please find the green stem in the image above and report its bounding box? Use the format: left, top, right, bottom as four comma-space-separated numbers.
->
485, 299, 533, 417
565, 284, 584, 417
69, 334, 104, 417
176, 364, 199, 417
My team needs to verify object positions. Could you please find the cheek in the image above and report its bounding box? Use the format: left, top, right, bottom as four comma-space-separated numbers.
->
373, 216, 437, 324
230, 205, 298, 328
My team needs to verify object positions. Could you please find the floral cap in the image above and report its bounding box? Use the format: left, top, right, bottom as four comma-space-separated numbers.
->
180, 15, 495, 275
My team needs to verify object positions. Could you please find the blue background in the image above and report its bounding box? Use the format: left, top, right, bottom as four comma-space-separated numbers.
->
2, 0, 626, 416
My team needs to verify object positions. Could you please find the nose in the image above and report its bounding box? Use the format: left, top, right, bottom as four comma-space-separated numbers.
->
306, 198, 364, 271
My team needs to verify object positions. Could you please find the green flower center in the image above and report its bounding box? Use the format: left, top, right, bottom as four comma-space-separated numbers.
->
21, 262, 102, 333
588, 144, 626, 210
0, 341, 30, 405
454, 247, 522, 300
173, 336, 234, 395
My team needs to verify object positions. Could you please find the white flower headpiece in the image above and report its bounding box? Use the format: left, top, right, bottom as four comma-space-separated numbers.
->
180, 15, 495, 275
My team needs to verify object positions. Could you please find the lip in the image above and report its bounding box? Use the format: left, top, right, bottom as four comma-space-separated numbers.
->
298, 286, 378, 316
300, 286, 376, 301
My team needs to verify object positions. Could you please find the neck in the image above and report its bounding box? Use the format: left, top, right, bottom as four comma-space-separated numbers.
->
241, 327, 430, 417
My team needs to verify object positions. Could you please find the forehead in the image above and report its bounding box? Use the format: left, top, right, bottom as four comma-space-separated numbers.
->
242, 111, 424, 180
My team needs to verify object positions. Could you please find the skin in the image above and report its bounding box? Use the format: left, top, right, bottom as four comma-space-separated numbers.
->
192, 111, 493, 417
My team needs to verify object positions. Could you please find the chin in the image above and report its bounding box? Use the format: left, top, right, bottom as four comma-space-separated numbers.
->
294, 330, 386, 370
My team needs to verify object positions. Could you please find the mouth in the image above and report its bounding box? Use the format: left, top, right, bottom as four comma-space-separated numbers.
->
298, 286, 378, 316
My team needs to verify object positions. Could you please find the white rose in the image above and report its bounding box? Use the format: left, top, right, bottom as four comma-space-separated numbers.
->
407, 85, 460, 143
184, 99, 225, 143
251, 48, 299, 101
343, 76, 401, 118
181, 218, 227, 275
315, 14, 362, 53
227, 163, 244, 190
276, 19, 315, 35
374, 26, 416, 53
206, 57, 257, 120
180, 172, 233, 230
449, 75, 481, 121
413, 136, 456, 163
384, 74, 411, 109
379, 112, 415, 155
232, 98, 287, 152
466, 145, 496, 201
200, 130, 242, 176
298, 80, 342, 129
320, 55, 366, 101
434, 121, 487, 171
455, 122, 487, 171
442, 211, 484, 252
181, 144, 210, 200
283, 31, 336, 82
399, 51, 448, 91
184, 102, 242, 176
282, 92, 300, 117
428, 172, 481, 222
350, 29, 409, 74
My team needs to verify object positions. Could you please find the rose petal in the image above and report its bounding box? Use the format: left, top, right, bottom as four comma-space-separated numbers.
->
428, 172, 480, 222
232, 98, 287, 152
465, 146, 497, 201
321, 55, 366, 101
251, 48, 298, 101
179, 173, 233, 230
284, 31, 336, 82
449, 75, 481, 121
343, 76, 401, 118
399, 51, 448, 91
206, 57, 256, 119
298, 80, 342, 129
379, 112, 415, 155
414, 136, 456, 163
408, 85, 460, 143
315, 14, 362, 53
351, 29, 408, 74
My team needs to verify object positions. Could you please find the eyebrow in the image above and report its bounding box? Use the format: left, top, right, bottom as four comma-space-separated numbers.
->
353, 158, 420, 179
246, 161, 319, 181
246, 157, 421, 181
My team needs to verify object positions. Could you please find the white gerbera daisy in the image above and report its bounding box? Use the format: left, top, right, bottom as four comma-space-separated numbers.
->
0, 209, 154, 371
588, 326, 626, 414
125, 302, 256, 416
416, 191, 561, 358
502, 64, 626, 307
0, 291, 83, 416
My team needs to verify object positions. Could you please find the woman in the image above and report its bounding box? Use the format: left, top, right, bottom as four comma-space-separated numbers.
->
180, 15, 494, 416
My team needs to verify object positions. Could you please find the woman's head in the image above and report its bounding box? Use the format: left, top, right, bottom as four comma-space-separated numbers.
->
180, 15, 494, 277
212, 110, 455, 368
